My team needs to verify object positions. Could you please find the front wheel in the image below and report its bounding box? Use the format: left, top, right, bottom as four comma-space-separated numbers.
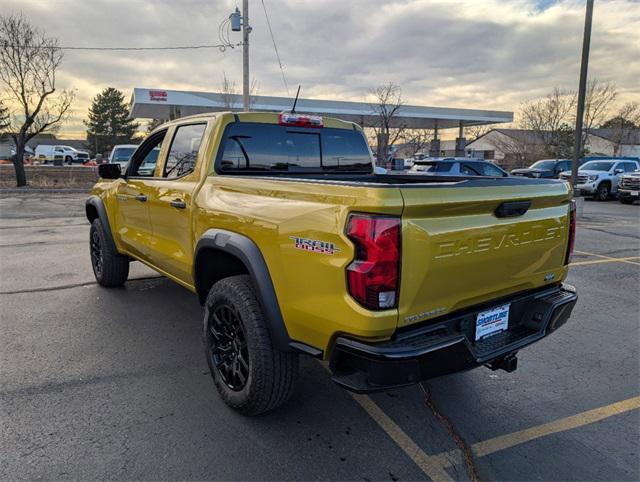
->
203, 275, 298, 415
595, 183, 610, 201
89, 219, 129, 286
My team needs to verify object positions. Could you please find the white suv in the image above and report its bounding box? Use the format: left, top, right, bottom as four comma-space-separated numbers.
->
559, 159, 640, 201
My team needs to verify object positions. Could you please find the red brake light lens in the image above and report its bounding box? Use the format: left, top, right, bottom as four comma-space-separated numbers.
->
565, 200, 576, 265
278, 112, 323, 128
346, 214, 401, 310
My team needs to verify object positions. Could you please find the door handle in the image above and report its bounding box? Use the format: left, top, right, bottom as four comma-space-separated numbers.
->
134, 194, 147, 202
170, 199, 186, 209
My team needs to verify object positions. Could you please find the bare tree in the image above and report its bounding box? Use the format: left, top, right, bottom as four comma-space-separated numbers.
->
579, 79, 617, 147
464, 124, 494, 142
368, 82, 406, 163
517, 87, 577, 159
0, 99, 9, 132
219, 72, 258, 110
601, 102, 640, 156
0, 14, 74, 186
399, 129, 433, 158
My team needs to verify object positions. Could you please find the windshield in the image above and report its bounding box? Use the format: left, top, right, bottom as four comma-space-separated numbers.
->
112, 147, 136, 162
580, 161, 614, 171
217, 123, 372, 173
530, 160, 557, 170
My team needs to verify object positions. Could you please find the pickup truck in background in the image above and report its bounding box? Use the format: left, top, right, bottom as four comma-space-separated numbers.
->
617, 170, 640, 204
559, 159, 640, 201
35, 144, 90, 164
86, 112, 578, 415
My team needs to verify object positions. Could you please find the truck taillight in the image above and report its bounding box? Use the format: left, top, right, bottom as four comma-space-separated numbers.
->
346, 214, 401, 310
565, 200, 576, 265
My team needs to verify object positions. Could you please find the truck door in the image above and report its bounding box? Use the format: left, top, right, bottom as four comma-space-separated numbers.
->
144, 122, 208, 284
114, 130, 168, 259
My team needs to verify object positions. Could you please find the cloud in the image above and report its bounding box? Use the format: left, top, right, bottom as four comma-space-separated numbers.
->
3, 0, 639, 137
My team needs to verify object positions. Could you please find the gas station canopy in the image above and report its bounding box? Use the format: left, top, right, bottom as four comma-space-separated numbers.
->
129, 88, 513, 129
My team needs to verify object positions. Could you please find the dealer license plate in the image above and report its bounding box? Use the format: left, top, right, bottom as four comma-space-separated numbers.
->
631, 190, 639, 196
475, 303, 510, 341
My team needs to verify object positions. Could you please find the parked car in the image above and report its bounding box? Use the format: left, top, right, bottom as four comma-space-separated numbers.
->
617, 170, 640, 204
511, 159, 573, 179
559, 159, 640, 201
86, 111, 577, 415
108, 144, 138, 170
35, 145, 90, 164
408, 158, 509, 177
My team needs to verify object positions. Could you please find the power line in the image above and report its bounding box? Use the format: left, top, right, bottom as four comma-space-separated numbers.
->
260, 0, 289, 96
2, 42, 243, 52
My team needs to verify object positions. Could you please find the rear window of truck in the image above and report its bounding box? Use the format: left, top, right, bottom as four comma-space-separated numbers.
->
216, 123, 372, 173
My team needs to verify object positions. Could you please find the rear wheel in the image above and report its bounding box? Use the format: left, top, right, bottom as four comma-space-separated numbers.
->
204, 275, 298, 415
89, 219, 129, 286
65, 155, 73, 165
595, 182, 610, 201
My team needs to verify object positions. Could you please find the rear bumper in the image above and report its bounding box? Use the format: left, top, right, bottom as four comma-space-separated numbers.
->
329, 284, 577, 393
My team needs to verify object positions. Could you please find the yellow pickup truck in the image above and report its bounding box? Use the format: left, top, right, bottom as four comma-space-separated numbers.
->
86, 112, 577, 415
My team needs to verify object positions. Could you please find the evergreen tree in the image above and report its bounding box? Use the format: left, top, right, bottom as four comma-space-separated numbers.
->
85, 87, 139, 156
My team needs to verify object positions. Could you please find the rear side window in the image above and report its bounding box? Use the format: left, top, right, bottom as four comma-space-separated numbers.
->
217, 123, 371, 173
164, 123, 206, 178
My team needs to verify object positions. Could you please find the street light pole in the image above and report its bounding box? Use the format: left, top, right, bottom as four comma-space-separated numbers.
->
242, 0, 250, 111
571, 0, 594, 194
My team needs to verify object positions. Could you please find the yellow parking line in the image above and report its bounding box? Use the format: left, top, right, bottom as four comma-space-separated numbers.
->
571, 257, 640, 266
320, 363, 453, 481
350, 393, 454, 482
431, 395, 640, 468
574, 250, 640, 266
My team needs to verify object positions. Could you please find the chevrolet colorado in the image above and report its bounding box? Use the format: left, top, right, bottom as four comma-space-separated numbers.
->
86, 112, 578, 415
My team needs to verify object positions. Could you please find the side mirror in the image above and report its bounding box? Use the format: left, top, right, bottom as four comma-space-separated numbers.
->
614, 168, 624, 174
98, 163, 122, 179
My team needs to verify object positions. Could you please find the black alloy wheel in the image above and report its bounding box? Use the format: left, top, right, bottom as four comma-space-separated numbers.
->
208, 303, 250, 391
90, 228, 103, 278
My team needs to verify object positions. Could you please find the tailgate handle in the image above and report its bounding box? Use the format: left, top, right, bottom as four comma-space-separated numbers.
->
495, 201, 531, 218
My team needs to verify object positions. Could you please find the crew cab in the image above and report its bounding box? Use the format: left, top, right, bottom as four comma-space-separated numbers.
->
559, 159, 640, 201
86, 112, 578, 415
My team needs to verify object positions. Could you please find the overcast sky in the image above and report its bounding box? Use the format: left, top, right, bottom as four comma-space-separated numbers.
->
5, 0, 640, 138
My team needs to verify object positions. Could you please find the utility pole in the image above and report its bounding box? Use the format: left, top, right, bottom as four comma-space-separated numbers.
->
242, 0, 250, 111
571, 0, 594, 194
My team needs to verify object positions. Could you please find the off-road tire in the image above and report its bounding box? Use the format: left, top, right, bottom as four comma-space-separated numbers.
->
595, 182, 610, 201
204, 275, 298, 415
89, 219, 129, 287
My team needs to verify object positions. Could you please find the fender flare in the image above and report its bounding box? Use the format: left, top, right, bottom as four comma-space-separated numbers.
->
194, 229, 294, 352
85, 195, 116, 248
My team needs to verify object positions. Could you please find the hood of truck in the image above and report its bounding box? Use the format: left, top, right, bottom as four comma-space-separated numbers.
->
396, 178, 572, 328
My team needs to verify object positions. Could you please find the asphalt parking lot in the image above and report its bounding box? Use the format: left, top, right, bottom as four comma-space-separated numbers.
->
1, 193, 638, 481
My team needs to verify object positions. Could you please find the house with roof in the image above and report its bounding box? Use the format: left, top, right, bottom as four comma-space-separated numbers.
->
465, 128, 640, 169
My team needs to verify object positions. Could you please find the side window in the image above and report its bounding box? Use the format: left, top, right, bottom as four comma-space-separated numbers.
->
481, 163, 506, 177
164, 123, 207, 178
129, 130, 167, 177
460, 163, 482, 176
623, 162, 637, 172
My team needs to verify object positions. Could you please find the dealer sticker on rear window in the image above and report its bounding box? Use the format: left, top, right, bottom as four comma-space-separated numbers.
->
475, 303, 510, 341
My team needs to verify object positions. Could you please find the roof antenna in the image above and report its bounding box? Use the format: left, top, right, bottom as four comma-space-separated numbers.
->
291, 85, 301, 113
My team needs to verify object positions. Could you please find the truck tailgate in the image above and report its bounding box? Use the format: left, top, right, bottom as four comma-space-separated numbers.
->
398, 179, 572, 328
